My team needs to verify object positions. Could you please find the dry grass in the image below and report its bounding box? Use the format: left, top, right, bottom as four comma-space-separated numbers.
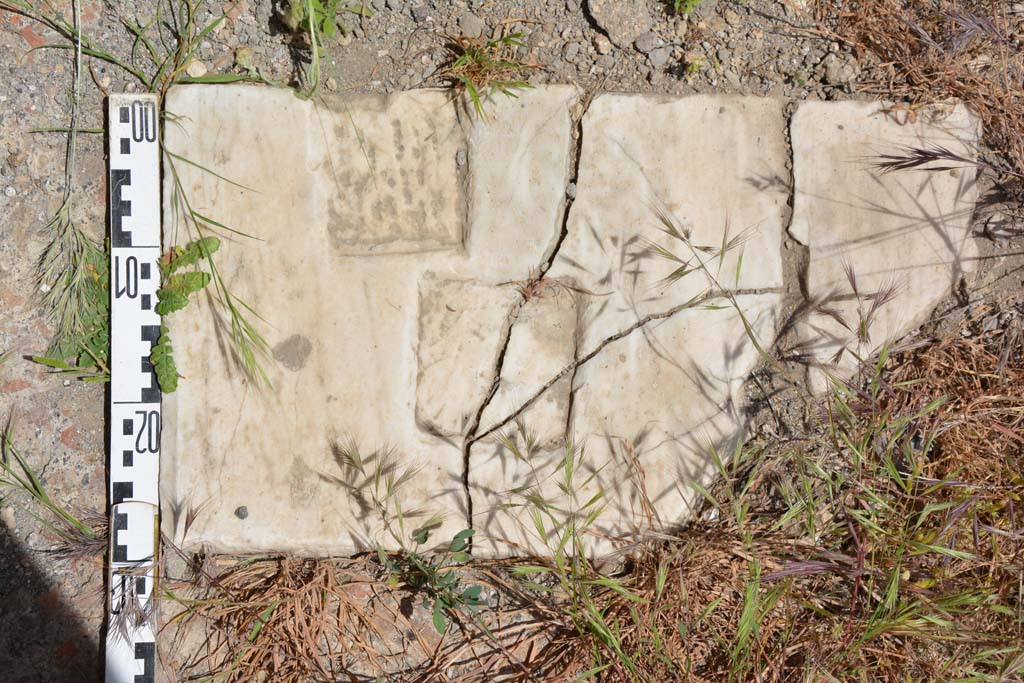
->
166, 297, 1024, 682
442, 30, 535, 118
833, 0, 1024, 211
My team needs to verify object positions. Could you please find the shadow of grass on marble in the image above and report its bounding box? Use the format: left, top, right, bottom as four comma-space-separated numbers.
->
835, 0, 1024, 218
164, 298, 1024, 682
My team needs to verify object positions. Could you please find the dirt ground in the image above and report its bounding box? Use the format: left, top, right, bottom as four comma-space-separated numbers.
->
0, 1, 1020, 681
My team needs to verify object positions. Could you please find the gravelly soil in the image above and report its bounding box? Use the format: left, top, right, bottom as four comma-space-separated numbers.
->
0, 1, 1019, 681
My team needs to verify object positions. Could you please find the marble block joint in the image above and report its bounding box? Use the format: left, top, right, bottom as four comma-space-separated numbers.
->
160, 84, 981, 559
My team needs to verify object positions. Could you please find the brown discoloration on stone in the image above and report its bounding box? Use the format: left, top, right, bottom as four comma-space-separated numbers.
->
320, 91, 468, 255
60, 426, 79, 450
288, 457, 319, 506
1, 379, 32, 394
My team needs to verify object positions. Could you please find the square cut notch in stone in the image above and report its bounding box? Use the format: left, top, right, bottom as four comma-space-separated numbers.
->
318, 90, 469, 255
477, 289, 579, 446
415, 276, 522, 437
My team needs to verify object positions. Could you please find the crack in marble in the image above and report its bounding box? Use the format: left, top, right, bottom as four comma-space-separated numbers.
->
460, 89, 594, 529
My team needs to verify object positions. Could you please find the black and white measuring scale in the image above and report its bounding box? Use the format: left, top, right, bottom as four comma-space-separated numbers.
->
105, 93, 161, 683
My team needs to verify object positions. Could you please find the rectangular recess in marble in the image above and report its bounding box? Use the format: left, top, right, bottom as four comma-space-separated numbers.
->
477, 287, 579, 445
415, 276, 522, 437
317, 89, 469, 255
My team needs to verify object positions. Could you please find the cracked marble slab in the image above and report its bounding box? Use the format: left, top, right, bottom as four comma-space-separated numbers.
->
160, 84, 577, 554
545, 94, 789, 357
160, 85, 980, 560
470, 295, 780, 558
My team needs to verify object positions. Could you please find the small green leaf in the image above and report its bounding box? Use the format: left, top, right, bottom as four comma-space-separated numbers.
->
431, 599, 447, 634
151, 325, 178, 393
247, 601, 279, 642
162, 236, 221, 274
154, 288, 189, 315
449, 528, 475, 552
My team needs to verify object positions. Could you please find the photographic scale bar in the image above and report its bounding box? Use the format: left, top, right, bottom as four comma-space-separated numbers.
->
106, 93, 161, 683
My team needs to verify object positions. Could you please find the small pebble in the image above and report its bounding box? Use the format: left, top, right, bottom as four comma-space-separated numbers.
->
566, 182, 577, 199
634, 31, 661, 54
411, 5, 430, 22
185, 60, 208, 78
458, 11, 486, 39
234, 505, 249, 519
593, 34, 612, 55
3, 186, 15, 197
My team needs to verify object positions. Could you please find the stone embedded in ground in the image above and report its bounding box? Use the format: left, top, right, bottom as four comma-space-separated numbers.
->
160, 84, 577, 556
585, 0, 654, 48
415, 276, 521, 437
546, 94, 788, 356
317, 90, 468, 255
471, 295, 780, 558
790, 101, 980, 387
477, 287, 579, 446
464, 85, 580, 281
160, 84, 978, 561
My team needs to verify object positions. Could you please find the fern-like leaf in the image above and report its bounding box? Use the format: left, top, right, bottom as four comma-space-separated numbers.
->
151, 325, 178, 393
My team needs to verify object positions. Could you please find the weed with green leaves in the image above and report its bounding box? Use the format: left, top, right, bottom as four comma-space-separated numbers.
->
2, 0, 276, 388
379, 527, 484, 634
674, 0, 703, 15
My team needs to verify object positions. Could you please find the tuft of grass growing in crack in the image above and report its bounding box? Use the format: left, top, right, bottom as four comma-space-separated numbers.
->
443, 31, 535, 119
